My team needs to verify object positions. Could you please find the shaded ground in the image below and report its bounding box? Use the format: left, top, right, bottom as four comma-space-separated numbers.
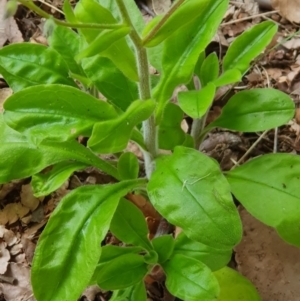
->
1, 0, 300, 300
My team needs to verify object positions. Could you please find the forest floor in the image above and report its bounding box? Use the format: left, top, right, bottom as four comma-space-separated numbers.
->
0, 0, 300, 300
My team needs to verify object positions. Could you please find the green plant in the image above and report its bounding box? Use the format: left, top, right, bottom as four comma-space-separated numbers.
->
0, 0, 299, 300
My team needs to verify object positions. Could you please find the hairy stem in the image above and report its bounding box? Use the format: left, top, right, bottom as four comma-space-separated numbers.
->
142, 0, 185, 46
116, 0, 158, 178
18, 0, 125, 29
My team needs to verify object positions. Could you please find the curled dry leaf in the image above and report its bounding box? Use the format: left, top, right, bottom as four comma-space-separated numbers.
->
271, 0, 300, 23
3, 203, 30, 224
20, 184, 44, 211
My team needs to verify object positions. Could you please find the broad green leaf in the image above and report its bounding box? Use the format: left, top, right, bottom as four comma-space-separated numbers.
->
226, 153, 300, 247
75, 27, 131, 61
48, 25, 84, 75
110, 198, 153, 251
152, 235, 175, 264
0, 115, 119, 183
143, 0, 214, 47
94, 253, 148, 290
118, 152, 139, 180
213, 69, 242, 87
0, 43, 76, 92
214, 267, 262, 301
162, 254, 220, 301
223, 21, 277, 73
32, 180, 145, 301
82, 56, 138, 111
74, 0, 138, 81
178, 83, 216, 119
199, 52, 219, 87
88, 99, 155, 153
209, 88, 294, 132
158, 103, 186, 150
148, 146, 242, 249
31, 161, 87, 197
153, 0, 228, 123
174, 233, 232, 271
110, 282, 147, 301
4, 84, 117, 142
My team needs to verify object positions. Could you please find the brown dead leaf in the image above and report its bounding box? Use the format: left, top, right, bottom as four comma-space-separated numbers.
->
3, 203, 30, 224
0, 0, 23, 47
151, 0, 171, 14
20, 184, 43, 211
0, 87, 12, 112
0, 241, 10, 274
271, 0, 300, 23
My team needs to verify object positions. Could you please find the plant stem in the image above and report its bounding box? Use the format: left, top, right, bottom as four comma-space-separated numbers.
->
18, 0, 124, 30
191, 110, 209, 149
142, 0, 185, 46
116, 0, 158, 178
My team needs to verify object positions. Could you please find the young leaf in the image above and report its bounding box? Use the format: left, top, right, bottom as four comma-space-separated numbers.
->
88, 99, 155, 153
213, 69, 242, 87
93, 253, 148, 290
152, 235, 175, 264
223, 21, 277, 73
82, 56, 139, 111
74, 0, 138, 81
4, 84, 118, 142
75, 27, 131, 61
214, 267, 262, 301
0, 115, 119, 183
148, 146, 242, 249
143, 0, 215, 47
118, 152, 139, 180
110, 282, 147, 301
48, 25, 84, 75
208, 88, 294, 132
31, 161, 87, 197
153, 0, 228, 123
31, 180, 145, 301
174, 233, 232, 271
226, 153, 300, 248
158, 103, 186, 150
110, 198, 153, 251
162, 254, 220, 301
178, 83, 216, 119
199, 52, 219, 87
0, 43, 76, 92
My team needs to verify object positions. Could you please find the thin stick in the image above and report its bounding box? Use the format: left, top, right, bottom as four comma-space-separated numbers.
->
221, 10, 278, 26
38, 0, 64, 15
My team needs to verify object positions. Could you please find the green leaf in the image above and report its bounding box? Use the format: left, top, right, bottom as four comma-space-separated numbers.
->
213, 69, 242, 87
48, 25, 84, 75
74, 0, 138, 81
110, 198, 153, 251
174, 233, 232, 271
143, 0, 216, 47
31, 180, 144, 301
158, 103, 186, 150
162, 254, 220, 301
94, 253, 148, 290
118, 152, 139, 180
152, 235, 175, 264
223, 21, 277, 73
214, 267, 262, 301
31, 161, 87, 197
148, 146, 242, 249
178, 83, 216, 119
226, 153, 300, 247
209, 88, 294, 132
88, 99, 155, 153
194, 51, 207, 79
153, 0, 228, 123
75, 27, 131, 61
110, 282, 147, 301
0, 115, 119, 183
199, 52, 219, 86
4, 84, 117, 142
82, 56, 138, 111
63, 0, 77, 23
0, 43, 76, 92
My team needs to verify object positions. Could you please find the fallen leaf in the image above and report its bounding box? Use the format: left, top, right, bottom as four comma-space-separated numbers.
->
20, 184, 43, 211
3, 203, 30, 224
151, 0, 171, 14
0, 241, 10, 274
271, 0, 300, 23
